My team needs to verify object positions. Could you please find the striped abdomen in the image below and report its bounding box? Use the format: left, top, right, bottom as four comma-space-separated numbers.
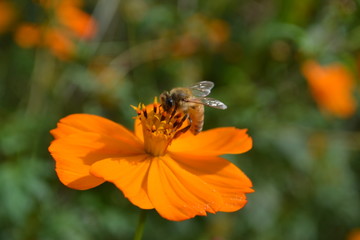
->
188, 104, 204, 135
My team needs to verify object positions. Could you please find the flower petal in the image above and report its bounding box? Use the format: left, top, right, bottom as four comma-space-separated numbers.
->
147, 154, 224, 221
49, 131, 144, 190
301, 60, 356, 118
169, 127, 252, 156
51, 114, 142, 149
49, 133, 103, 190
90, 155, 153, 209
134, 118, 144, 143
170, 153, 253, 212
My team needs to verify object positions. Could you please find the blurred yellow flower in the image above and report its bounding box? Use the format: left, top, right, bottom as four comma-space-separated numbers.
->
301, 60, 357, 118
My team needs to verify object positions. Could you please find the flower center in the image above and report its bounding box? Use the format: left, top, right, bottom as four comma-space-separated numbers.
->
135, 102, 190, 156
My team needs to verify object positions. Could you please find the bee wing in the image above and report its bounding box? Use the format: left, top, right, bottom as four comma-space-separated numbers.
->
201, 97, 227, 109
187, 97, 227, 110
189, 81, 214, 97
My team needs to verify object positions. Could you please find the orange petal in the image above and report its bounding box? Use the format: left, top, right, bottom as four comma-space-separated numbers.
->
147, 154, 224, 221
49, 132, 144, 190
90, 155, 153, 209
302, 60, 356, 118
170, 153, 253, 212
134, 117, 144, 143
51, 114, 142, 148
49, 133, 103, 190
49, 114, 145, 190
169, 127, 252, 156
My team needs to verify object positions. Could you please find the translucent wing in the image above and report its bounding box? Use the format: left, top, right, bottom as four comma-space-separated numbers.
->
201, 97, 227, 109
189, 81, 214, 97
187, 97, 227, 110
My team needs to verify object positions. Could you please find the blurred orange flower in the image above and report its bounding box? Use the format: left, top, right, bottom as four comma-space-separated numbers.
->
14, 23, 41, 48
207, 19, 230, 46
172, 15, 230, 57
15, 24, 75, 60
14, 0, 96, 60
348, 228, 360, 240
56, 2, 97, 39
301, 60, 357, 118
172, 34, 200, 57
48, 101, 254, 221
44, 29, 75, 60
0, 0, 16, 34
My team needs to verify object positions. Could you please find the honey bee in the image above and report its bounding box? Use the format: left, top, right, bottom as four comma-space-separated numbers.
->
160, 81, 227, 135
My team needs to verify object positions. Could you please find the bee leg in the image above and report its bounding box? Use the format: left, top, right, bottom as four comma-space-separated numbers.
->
174, 113, 191, 139
169, 107, 177, 119
174, 124, 191, 139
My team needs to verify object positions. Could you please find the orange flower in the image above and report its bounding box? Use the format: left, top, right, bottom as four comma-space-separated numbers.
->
348, 228, 360, 240
48, 101, 254, 221
56, 2, 97, 39
0, 1, 16, 34
302, 60, 357, 118
14, 0, 96, 60
43, 29, 75, 60
14, 24, 75, 60
172, 34, 200, 57
207, 19, 230, 46
14, 23, 41, 48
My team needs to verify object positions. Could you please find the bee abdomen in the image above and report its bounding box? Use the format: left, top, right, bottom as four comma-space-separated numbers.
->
189, 105, 204, 135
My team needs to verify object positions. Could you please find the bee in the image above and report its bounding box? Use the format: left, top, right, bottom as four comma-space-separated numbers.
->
160, 81, 227, 135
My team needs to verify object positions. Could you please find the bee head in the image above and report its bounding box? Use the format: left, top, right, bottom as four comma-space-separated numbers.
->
160, 91, 174, 111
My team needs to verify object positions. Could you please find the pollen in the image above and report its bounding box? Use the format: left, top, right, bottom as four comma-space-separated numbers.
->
135, 102, 190, 156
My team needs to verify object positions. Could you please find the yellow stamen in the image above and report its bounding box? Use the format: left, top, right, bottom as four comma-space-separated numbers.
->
135, 103, 189, 156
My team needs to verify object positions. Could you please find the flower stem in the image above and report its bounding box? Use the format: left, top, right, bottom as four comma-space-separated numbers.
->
133, 210, 147, 240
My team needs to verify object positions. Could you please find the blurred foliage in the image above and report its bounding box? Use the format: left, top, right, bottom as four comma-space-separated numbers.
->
1, 0, 360, 239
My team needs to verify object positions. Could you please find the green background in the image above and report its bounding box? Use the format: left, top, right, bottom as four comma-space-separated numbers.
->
1, 0, 360, 239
